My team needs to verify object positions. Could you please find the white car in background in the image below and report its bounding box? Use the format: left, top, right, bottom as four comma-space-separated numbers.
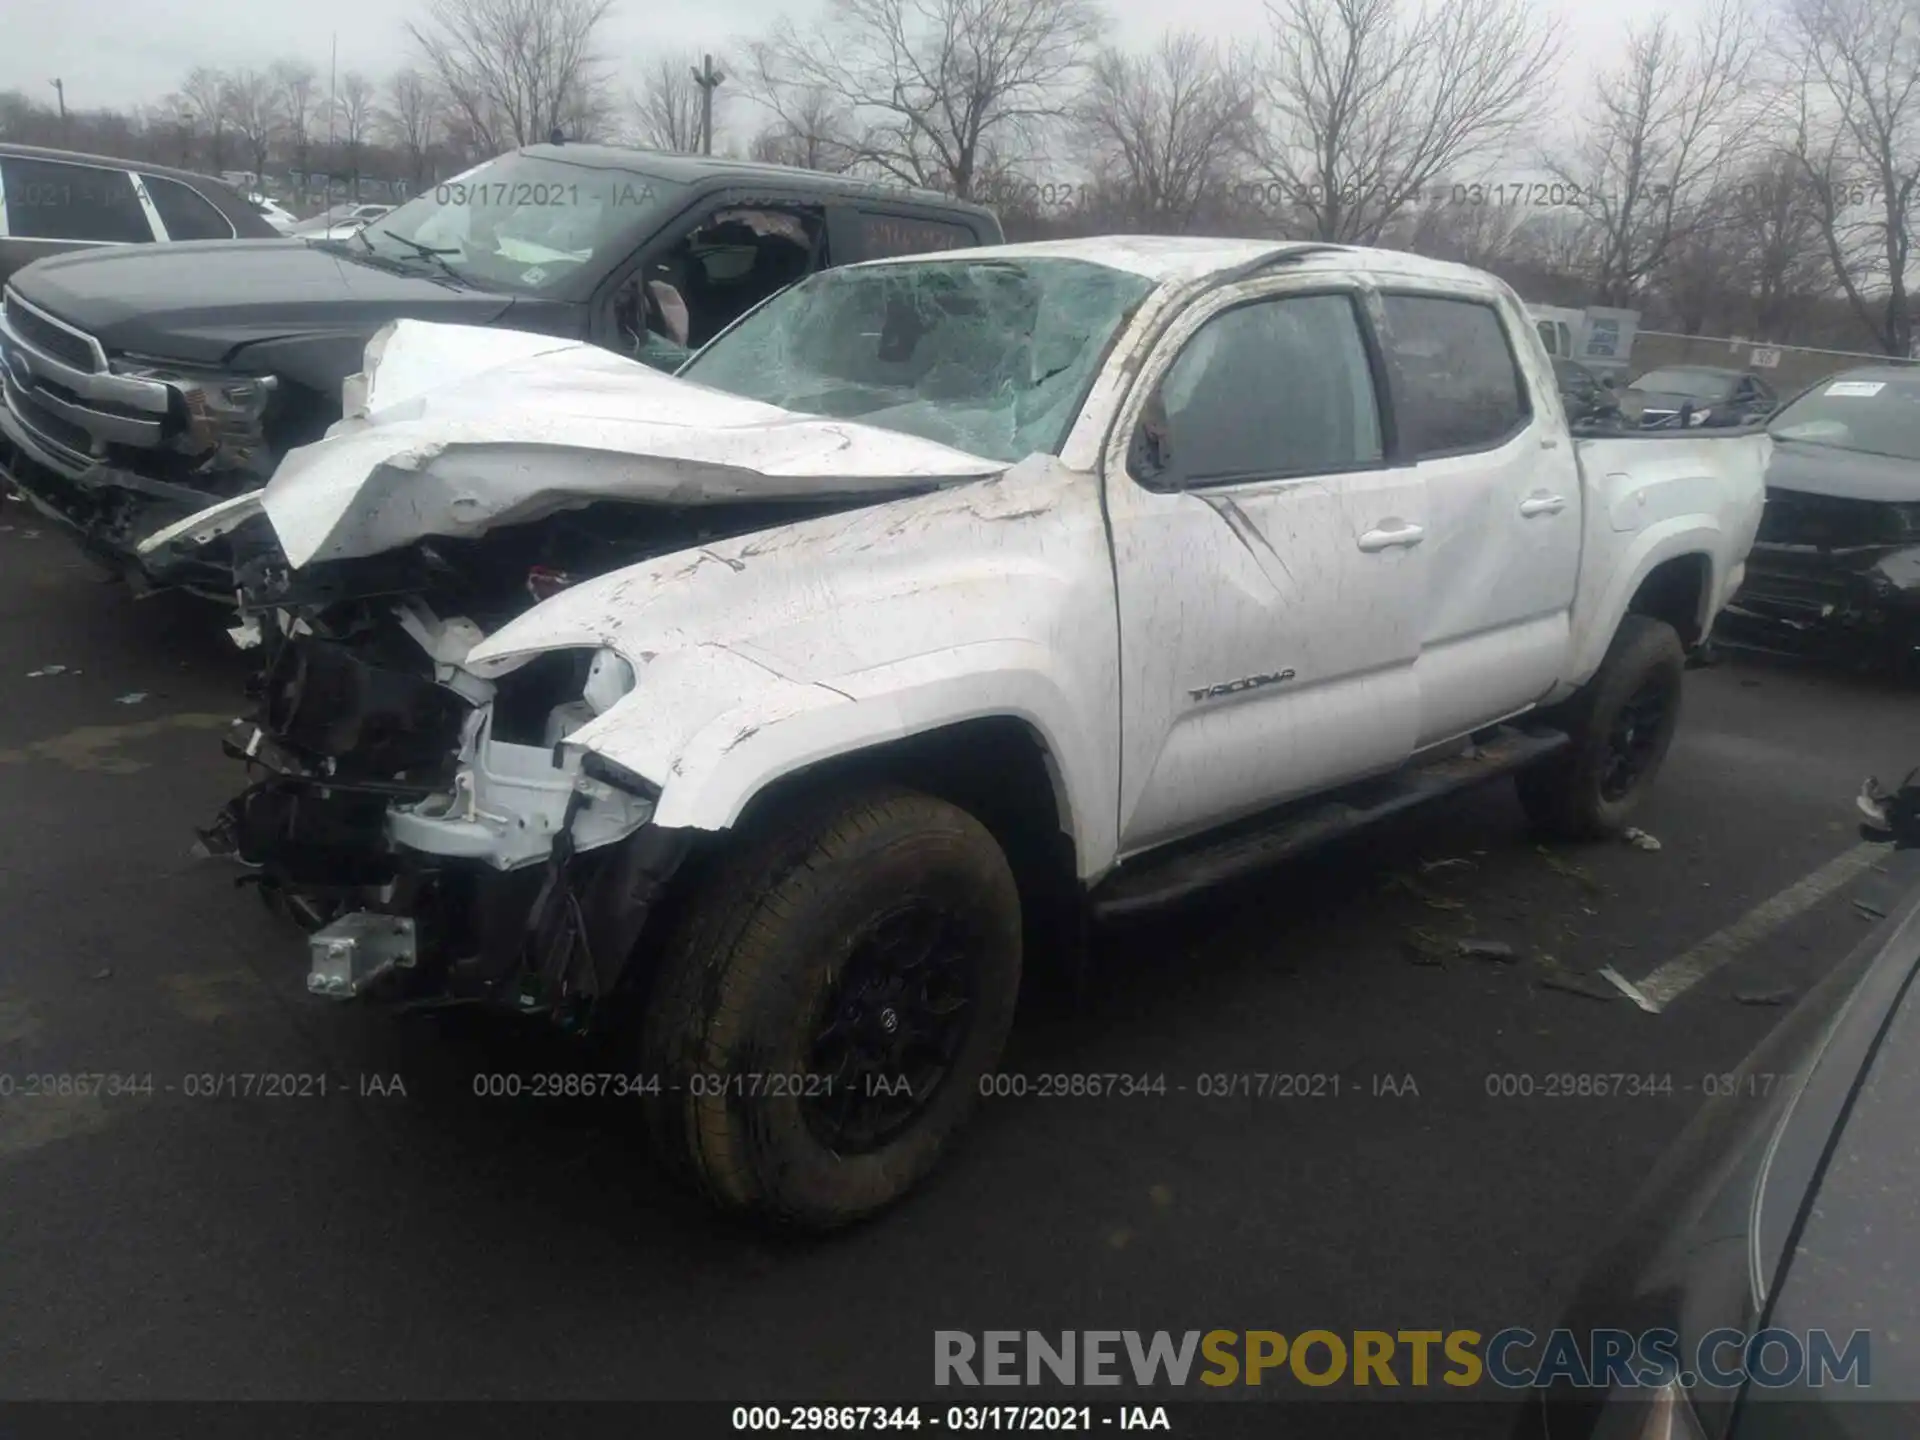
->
247, 195, 300, 236
290, 203, 393, 242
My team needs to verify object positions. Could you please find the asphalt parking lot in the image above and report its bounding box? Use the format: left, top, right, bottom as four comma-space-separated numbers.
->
4, 497, 1919, 1419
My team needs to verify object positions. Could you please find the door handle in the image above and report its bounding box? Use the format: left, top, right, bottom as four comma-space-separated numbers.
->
1357, 521, 1425, 552
1519, 494, 1567, 517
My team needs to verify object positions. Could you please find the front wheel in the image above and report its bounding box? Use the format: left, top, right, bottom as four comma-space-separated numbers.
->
1517, 615, 1686, 839
639, 785, 1023, 1230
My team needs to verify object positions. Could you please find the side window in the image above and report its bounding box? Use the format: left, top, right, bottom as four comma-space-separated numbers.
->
141, 176, 236, 241
1557, 321, 1573, 356
1536, 319, 1557, 354
1130, 292, 1383, 489
1380, 293, 1530, 457
855, 211, 976, 259
0, 158, 151, 243
606, 205, 823, 366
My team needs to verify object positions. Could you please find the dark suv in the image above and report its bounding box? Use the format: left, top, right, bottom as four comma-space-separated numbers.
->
0, 143, 1001, 587
0, 142, 282, 287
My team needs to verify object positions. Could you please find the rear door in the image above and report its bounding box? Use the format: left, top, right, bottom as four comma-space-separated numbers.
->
135, 173, 240, 241
0, 155, 159, 283
1104, 277, 1427, 855
1377, 289, 1582, 746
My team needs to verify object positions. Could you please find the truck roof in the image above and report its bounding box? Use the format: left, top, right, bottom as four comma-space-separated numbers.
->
848, 234, 1507, 288
513, 144, 998, 225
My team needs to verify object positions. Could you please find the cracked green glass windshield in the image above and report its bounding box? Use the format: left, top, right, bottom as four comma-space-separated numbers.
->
349, 152, 687, 295
679, 257, 1156, 465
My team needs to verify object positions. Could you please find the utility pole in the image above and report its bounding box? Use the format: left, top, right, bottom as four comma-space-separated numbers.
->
50, 78, 66, 141
690, 54, 723, 155
327, 33, 338, 203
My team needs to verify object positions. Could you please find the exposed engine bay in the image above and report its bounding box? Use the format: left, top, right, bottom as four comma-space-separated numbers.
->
196, 493, 879, 1022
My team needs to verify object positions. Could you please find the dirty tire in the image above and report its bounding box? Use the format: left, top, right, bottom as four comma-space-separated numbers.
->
639, 785, 1022, 1230
1517, 615, 1686, 840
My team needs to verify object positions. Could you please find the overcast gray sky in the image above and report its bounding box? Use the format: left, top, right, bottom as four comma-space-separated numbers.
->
5, 0, 1712, 148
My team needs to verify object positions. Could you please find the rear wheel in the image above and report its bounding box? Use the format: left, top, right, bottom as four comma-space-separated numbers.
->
1517, 615, 1685, 839
640, 784, 1022, 1230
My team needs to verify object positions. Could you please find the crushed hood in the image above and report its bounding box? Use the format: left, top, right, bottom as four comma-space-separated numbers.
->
258, 320, 1010, 568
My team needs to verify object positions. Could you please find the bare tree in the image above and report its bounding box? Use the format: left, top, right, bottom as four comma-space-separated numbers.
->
409, 0, 616, 151
1548, 0, 1763, 308
752, 0, 1106, 200
1245, 0, 1560, 243
273, 60, 320, 183
1073, 31, 1254, 231
1781, 0, 1920, 355
382, 68, 443, 186
222, 69, 283, 180
330, 71, 377, 197
632, 54, 704, 151
179, 66, 230, 173
742, 47, 859, 170
1401, 188, 1539, 268
1722, 150, 1831, 335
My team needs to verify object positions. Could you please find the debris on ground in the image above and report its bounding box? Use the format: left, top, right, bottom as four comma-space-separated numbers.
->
1387, 874, 1467, 911
1420, 856, 1474, 874
1853, 898, 1889, 920
26, 664, 69, 677
1538, 972, 1617, 1002
1403, 926, 1452, 965
1622, 828, 1663, 852
113, 692, 149, 706
1735, 987, 1796, 1006
1457, 938, 1518, 963
1598, 965, 1661, 1013
90, 967, 113, 982
1538, 846, 1605, 895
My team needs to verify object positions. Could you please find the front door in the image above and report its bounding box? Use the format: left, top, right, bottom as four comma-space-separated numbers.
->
1104, 280, 1428, 857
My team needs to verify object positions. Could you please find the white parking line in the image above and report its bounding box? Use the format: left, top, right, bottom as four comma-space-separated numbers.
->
1631, 842, 1886, 1013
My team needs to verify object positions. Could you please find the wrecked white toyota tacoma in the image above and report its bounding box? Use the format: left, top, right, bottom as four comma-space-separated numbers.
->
145, 237, 1770, 1229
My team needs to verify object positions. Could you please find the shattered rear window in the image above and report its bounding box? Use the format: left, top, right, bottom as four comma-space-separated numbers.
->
677, 257, 1157, 464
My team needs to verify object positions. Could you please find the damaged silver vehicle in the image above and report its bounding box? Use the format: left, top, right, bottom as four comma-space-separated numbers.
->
145, 238, 1771, 1228
1716, 366, 1920, 672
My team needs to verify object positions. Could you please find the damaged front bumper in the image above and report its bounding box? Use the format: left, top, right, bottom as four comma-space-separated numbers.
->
1716, 541, 1920, 663
0, 421, 251, 592
207, 607, 687, 1021
1714, 488, 1920, 666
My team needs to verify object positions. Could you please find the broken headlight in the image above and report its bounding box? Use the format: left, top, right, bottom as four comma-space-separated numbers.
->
110, 355, 278, 468
540, 647, 637, 748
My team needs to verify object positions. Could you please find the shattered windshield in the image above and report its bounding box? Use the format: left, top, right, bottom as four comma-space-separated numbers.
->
677, 257, 1158, 464
340, 151, 687, 295
1770, 376, 1920, 461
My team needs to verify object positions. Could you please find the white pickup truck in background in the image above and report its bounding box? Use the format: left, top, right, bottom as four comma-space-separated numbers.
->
148, 238, 1770, 1229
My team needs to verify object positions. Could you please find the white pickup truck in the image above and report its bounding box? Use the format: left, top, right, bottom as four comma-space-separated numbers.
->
146, 237, 1770, 1229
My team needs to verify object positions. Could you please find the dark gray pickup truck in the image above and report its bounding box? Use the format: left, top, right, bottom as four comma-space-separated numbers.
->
0, 143, 999, 590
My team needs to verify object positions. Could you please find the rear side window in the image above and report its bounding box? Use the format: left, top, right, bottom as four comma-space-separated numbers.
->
1139, 292, 1383, 488
141, 175, 235, 240
0, 157, 151, 243
856, 211, 976, 259
1383, 294, 1530, 457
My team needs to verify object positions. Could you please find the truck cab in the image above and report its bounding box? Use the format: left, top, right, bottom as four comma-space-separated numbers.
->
0, 144, 1000, 584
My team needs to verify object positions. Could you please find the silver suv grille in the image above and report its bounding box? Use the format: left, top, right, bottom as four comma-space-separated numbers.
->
3, 292, 99, 373
0, 287, 172, 475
